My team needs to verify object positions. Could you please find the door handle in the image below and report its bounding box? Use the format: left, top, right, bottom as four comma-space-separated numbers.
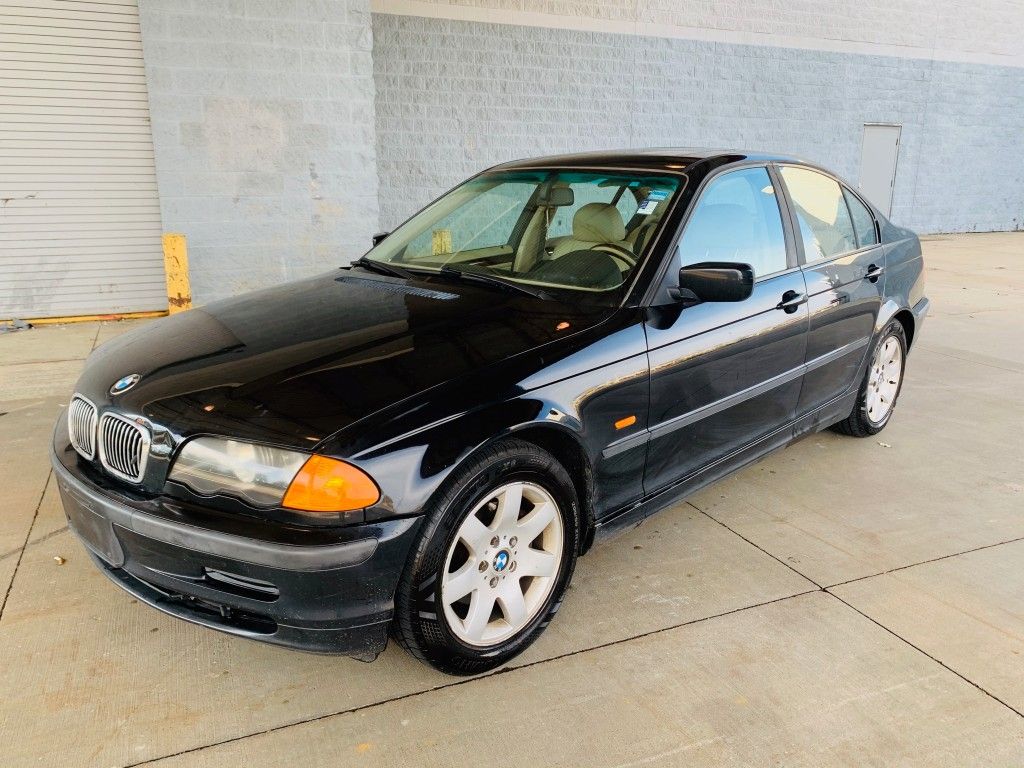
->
866, 264, 885, 282
776, 290, 807, 313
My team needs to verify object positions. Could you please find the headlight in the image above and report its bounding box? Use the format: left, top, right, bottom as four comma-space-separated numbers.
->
167, 437, 380, 513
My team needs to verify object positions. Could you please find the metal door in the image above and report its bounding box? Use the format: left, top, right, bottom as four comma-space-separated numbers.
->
0, 0, 166, 320
858, 124, 901, 215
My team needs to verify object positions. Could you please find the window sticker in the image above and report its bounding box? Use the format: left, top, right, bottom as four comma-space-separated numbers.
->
636, 189, 669, 215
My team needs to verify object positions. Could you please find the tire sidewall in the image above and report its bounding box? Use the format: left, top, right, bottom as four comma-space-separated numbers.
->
401, 443, 579, 672
858, 320, 908, 432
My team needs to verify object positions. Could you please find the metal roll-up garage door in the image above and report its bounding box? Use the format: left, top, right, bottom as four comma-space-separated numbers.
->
1, 0, 166, 320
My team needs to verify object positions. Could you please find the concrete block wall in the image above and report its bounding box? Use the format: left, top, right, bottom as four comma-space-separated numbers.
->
132, 0, 1023, 305
372, 11, 1024, 234
639, 0, 1022, 56
137, 0, 379, 304
376, 0, 1024, 61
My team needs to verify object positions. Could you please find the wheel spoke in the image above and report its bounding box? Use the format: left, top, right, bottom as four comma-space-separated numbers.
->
496, 581, 527, 627
493, 483, 523, 530
515, 500, 556, 544
517, 548, 557, 577
463, 589, 495, 641
444, 561, 479, 604
458, 513, 490, 554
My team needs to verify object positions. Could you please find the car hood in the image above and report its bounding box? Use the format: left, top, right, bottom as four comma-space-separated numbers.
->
75, 269, 611, 449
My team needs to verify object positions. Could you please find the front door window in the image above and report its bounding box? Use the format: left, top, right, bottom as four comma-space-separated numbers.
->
677, 167, 788, 278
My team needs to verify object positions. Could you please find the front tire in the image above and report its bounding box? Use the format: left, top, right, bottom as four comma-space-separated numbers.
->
832, 319, 908, 437
393, 439, 579, 675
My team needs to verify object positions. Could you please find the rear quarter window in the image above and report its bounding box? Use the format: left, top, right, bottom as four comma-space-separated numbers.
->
844, 188, 879, 247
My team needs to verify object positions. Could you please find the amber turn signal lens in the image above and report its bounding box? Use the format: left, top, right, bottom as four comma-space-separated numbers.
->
614, 415, 637, 430
282, 455, 380, 513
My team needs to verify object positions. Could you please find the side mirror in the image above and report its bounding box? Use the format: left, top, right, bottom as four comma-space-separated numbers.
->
676, 262, 754, 302
371, 231, 390, 247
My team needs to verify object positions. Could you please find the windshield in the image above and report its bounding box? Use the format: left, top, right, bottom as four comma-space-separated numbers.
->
365, 170, 683, 296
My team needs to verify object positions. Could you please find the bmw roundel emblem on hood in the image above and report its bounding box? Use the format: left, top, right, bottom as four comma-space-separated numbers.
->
109, 374, 141, 395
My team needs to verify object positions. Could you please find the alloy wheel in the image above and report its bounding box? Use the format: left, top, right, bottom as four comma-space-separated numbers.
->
866, 334, 903, 423
441, 481, 563, 647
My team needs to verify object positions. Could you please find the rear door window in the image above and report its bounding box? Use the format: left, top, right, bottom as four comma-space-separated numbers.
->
780, 166, 857, 262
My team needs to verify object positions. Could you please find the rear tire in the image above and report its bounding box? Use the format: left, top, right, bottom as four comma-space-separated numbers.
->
393, 439, 579, 675
832, 319, 907, 437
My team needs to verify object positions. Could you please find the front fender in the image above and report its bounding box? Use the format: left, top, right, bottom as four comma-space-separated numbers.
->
350, 397, 570, 519
335, 316, 651, 526
350, 349, 651, 528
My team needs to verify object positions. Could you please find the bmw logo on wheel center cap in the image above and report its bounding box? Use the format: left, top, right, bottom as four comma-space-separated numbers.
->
492, 550, 510, 572
110, 373, 141, 395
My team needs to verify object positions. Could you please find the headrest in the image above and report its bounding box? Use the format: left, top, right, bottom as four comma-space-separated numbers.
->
539, 182, 574, 207
572, 203, 626, 244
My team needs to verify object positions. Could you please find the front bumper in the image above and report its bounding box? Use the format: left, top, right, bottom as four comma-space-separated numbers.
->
51, 444, 422, 659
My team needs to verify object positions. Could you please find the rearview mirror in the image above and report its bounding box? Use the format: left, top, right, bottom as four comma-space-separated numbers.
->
537, 187, 574, 207
371, 231, 390, 247
676, 262, 754, 303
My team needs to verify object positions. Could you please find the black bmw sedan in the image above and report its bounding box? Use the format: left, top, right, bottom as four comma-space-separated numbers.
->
52, 149, 929, 674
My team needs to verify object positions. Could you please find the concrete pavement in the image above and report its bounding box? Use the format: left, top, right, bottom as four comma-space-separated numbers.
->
1, 233, 1022, 766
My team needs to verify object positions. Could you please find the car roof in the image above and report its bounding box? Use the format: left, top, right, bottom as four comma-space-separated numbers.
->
490, 148, 806, 174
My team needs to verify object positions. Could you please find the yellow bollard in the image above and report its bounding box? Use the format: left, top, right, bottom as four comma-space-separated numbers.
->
162, 233, 192, 314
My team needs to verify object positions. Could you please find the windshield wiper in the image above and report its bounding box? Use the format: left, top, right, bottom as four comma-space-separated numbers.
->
352, 256, 414, 280
438, 265, 553, 301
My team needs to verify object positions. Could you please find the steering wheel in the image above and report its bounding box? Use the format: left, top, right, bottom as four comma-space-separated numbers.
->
592, 242, 636, 269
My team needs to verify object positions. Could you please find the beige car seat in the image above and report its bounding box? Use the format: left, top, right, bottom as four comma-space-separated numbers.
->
550, 203, 632, 262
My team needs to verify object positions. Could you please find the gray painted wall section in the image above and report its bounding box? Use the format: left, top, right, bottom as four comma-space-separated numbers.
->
373, 14, 1024, 235
137, 0, 379, 304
